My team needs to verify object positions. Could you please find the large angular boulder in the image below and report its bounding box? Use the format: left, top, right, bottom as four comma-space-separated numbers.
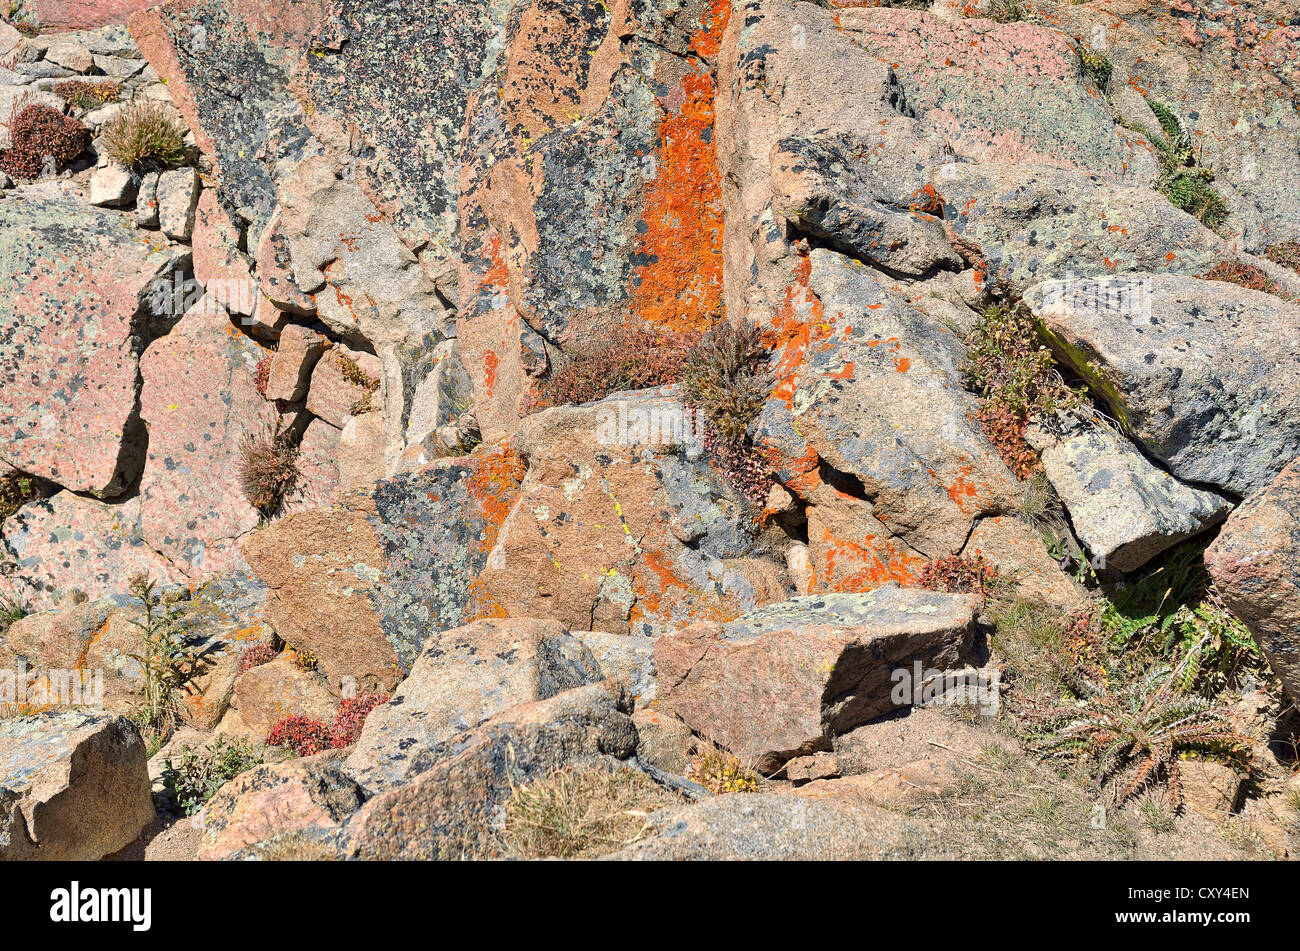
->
0, 712, 154, 860
481, 389, 785, 633
343, 617, 602, 793
1205, 459, 1300, 701
654, 584, 981, 772
0, 197, 182, 495
1032, 415, 1233, 572
1025, 273, 1300, 498
340, 681, 638, 860
242, 443, 527, 693
754, 248, 1021, 584
138, 299, 279, 577
229, 655, 337, 740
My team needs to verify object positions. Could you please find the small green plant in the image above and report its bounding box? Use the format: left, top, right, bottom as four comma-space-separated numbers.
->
1020, 665, 1253, 805
503, 766, 682, 859
53, 79, 120, 111
333, 351, 380, 414
529, 324, 697, 411
1142, 99, 1229, 232
162, 736, 262, 815
985, 0, 1030, 22
238, 425, 299, 519
0, 591, 26, 640
0, 98, 90, 179
0, 471, 38, 524
126, 573, 202, 738
688, 745, 761, 793
1136, 788, 1177, 833
1079, 48, 1112, 92
99, 100, 186, 172
963, 303, 1082, 479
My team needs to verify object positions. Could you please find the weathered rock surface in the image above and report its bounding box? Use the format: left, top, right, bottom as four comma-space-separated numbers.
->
138, 300, 277, 576
655, 584, 981, 771
229, 655, 336, 740
343, 617, 602, 793
242, 444, 527, 693
0, 197, 181, 495
341, 681, 638, 860
1033, 415, 1233, 573
483, 389, 781, 633
1205, 459, 1300, 701
1026, 273, 1300, 498
0, 712, 153, 860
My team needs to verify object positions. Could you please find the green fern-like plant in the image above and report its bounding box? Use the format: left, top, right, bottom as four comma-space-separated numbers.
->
1141, 98, 1229, 232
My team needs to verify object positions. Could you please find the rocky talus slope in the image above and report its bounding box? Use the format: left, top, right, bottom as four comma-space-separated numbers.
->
1, 0, 1298, 860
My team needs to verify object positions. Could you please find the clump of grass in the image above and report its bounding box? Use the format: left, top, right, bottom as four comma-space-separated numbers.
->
680, 321, 773, 444
1201, 260, 1286, 298
0, 98, 89, 179
238, 425, 299, 519
688, 746, 761, 793
99, 100, 186, 173
503, 766, 683, 859
53, 79, 120, 111
0, 471, 39, 524
680, 321, 776, 505
260, 831, 338, 861
0, 592, 26, 640
335, 352, 380, 414
162, 736, 262, 816
1136, 788, 1177, 834
984, 0, 1031, 22
963, 302, 1082, 479
990, 597, 1105, 702
1079, 48, 1112, 92
1142, 99, 1229, 232
1019, 665, 1253, 806
1265, 242, 1300, 275
917, 552, 1005, 599
529, 324, 697, 411
126, 574, 203, 743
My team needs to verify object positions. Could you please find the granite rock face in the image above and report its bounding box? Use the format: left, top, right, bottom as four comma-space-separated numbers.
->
1206, 460, 1300, 702
1026, 273, 1300, 499
655, 585, 981, 771
0, 198, 182, 496
0, 712, 154, 861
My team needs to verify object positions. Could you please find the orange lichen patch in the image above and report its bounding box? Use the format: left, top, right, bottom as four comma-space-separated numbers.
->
828, 362, 856, 380
483, 349, 500, 397
464, 577, 510, 623
629, 550, 737, 628
629, 62, 726, 335
690, 0, 732, 59
809, 529, 926, 594
909, 182, 945, 218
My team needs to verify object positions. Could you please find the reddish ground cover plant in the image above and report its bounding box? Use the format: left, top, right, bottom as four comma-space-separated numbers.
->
237, 640, 279, 674
528, 325, 697, 410
917, 552, 1004, 599
0, 100, 89, 179
1201, 260, 1285, 297
264, 692, 391, 756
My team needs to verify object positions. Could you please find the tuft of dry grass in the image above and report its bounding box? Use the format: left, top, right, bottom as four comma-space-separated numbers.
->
688, 745, 761, 794
238, 426, 299, 519
53, 79, 120, 111
99, 100, 186, 172
528, 325, 697, 412
504, 766, 683, 859
260, 832, 338, 861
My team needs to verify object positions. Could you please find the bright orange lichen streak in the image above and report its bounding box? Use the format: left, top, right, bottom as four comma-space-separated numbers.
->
463, 442, 527, 623
628, 0, 731, 335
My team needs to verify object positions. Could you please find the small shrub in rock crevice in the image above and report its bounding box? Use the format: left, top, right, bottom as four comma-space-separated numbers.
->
0, 101, 89, 179
238, 426, 299, 519
1201, 260, 1286, 298
528, 325, 697, 411
689, 746, 761, 792
53, 79, 120, 111
265, 714, 334, 758
1079, 47, 1112, 91
330, 692, 389, 748
1143, 99, 1229, 232
253, 354, 273, 398
918, 552, 1005, 599
963, 303, 1081, 479
162, 736, 263, 816
1265, 242, 1300, 275
0, 471, 39, 524
99, 100, 186, 172
237, 640, 279, 674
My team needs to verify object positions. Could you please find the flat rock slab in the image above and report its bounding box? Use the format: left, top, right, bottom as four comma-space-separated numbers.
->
1205, 459, 1300, 702
1026, 273, 1300, 498
655, 584, 980, 772
0, 197, 178, 495
0, 712, 154, 860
